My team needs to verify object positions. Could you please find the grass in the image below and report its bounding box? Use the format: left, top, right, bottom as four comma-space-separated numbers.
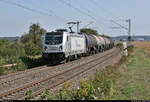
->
110, 47, 150, 100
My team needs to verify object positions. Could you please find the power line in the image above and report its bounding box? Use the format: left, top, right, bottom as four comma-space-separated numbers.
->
20, 0, 67, 22
86, 0, 128, 36
111, 20, 128, 30
90, 0, 124, 21
58, 0, 110, 33
75, 0, 109, 21
74, 0, 110, 28
68, 0, 97, 28
58, 0, 98, 21
82, 21, 94, 28
72, 0, 91, 14
71, 0, 109, 24
0, 0, 53, 17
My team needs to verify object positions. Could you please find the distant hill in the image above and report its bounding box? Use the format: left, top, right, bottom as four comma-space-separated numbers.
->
112, 35, 150, 41
0, 35, 150, 43
0, 37, 21, 43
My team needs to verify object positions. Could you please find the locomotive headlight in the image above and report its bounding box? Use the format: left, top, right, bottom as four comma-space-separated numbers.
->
59, 46, 62, 51
44, 46, 48, 51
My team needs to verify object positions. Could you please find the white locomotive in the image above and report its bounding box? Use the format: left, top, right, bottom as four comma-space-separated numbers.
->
42, 29, 114, 63
42, 29, 86, 63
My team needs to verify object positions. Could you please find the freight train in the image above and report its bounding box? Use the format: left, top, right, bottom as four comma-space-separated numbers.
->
42, 29, 114, 63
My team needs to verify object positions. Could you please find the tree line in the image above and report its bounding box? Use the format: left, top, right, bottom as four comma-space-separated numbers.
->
0, 23, 46, 75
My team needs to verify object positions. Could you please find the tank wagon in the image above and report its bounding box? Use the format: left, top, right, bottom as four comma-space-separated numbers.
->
82, 33, 97, 55
97, 36, 106, 52
42, 29, 114, 63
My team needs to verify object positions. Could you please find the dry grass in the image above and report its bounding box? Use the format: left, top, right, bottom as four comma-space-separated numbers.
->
132, 41, 150, 54
110, 47, 150, 100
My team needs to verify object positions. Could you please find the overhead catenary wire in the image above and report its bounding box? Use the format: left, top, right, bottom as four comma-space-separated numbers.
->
70, 0, 110, 27
68, 0, 96, 29
58, 0, 110, 33
68, 0, 123, 36
0, 0, 71, 32
90, 0, 125, 21
0, 0, 53, 17
20, 0, 67, 22
0, 0, 128, 37
87, 0, 127, 36
74, 0, 109, 21
82, 21, 94, 28
57, 0, 98, 22
62, 0, 116, 33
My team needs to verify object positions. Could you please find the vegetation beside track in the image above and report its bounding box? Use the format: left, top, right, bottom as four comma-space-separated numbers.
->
110, 46, 150, 100
25, 45, 131, 100
24, 43, 150, 100
0, 23, 46, 75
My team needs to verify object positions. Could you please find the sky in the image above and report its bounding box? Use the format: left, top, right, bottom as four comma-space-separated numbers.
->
0, 0, 150, 37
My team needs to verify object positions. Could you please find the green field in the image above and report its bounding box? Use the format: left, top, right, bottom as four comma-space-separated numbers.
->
110, 48, 150, 100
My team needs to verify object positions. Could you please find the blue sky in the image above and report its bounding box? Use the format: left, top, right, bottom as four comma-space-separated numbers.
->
0, 0, 150, 37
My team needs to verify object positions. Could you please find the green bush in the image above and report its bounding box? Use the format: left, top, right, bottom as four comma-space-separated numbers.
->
20, 56, 46, 69
79, 80, 96, 100
25, 90, 32, 100
0, 39, 28, 72
40, 90, 55, 100
55, 82, 73, 100
24, 42, 42, 56
80, 28, 98, 35
56, 88, 72, 100
0, 66, 4, 75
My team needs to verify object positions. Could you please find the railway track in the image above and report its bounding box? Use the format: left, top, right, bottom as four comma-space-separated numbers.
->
31, 49, 122, 100
0, 48, 116, 94
0, 48, 121, 100
0, 48, 116, 82
0, 50, 106, 93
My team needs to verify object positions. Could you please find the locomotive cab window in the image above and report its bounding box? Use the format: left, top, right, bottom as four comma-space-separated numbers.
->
45, 33, 63, 45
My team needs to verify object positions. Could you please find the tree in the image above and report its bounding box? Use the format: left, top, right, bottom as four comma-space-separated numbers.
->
24, 41, 41, 56
29, 23, 41, 45
0, 39, 11, 58
11, 39, 26, 57
21, 23, 47, 56
21, 23, 46, 44
80, 28, 98, 35
101, 34, 111, 39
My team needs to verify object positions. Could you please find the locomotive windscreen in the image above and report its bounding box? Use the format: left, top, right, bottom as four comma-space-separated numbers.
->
45, 32, 63, 45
